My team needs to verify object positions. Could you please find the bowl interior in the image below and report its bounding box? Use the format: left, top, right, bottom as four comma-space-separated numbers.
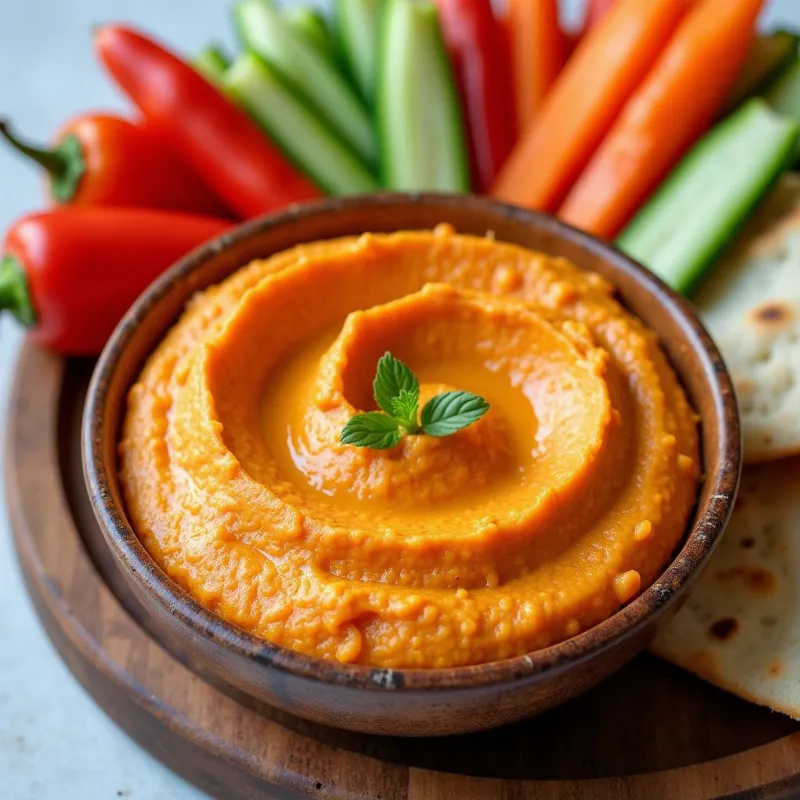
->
83, 194, 741, 691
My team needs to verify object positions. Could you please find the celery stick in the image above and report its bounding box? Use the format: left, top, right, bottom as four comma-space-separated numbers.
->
377, 0, 469, 192
234, 0, 376, 166
193, 45, 230, 86
283, 6, 336, 62
224, 53, 378, 196
335, 0, 385, 104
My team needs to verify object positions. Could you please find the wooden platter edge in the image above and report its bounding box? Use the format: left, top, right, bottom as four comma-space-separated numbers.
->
6, 340, 800, 800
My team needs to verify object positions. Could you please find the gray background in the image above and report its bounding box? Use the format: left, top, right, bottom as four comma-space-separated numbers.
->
1, 1, 798, 798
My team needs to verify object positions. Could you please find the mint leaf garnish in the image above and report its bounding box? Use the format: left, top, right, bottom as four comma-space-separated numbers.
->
373, 352, 419, 416
341, 353, 489, 449
389, 388, 420, 433
420, 391, 490, 437
340, 412, 401, 449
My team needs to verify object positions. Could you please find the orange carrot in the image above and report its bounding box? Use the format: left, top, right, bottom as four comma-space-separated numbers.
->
508, 0, 567, 133
559, 0, 762, 239
492, 0, 690, 212
585, 0, 702, 29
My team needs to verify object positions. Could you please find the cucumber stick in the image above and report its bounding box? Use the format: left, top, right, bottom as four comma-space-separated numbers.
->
282, 6, 336, 62
764, 58, 800, 163
193, 45, 230, 85
378, 0, 469, 192
765, 58, 800, 126
234, 0, 376, 167
617, 99, 799, 295
726, 30, 800, 110
335, 0, 385, 104
224, 53, 378, 196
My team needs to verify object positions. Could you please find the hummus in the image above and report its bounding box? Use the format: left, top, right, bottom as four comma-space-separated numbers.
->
119, 226, 699, 669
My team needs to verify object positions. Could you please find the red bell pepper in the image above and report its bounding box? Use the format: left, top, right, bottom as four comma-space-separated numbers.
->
0, 207, 230, 355
94, 25, 320, 219
0, 114, 230, 216
585, 0, 617, 30
435, 0, 516, 191
566, 29, 583, 58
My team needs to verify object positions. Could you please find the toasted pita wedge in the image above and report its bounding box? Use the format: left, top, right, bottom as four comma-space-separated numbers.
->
694, 174, 800, 463
652, 458, 800, 718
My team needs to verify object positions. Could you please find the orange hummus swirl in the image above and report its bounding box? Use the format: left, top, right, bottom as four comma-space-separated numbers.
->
119, 226, 699, 668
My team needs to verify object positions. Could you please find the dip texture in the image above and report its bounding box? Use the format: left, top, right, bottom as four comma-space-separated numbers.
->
119, 226, 699, 668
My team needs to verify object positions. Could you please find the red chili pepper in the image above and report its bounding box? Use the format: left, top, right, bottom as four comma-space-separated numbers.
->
0, 207, 230, 355
435, 0, 516, 192
94, 25, 320, 219
0, 114, 231, 216
585, 0, 617, 30
566, 28, 583, 58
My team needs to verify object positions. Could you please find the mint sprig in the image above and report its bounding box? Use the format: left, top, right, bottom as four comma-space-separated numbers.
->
389, 388, 419, 433
420, 391, 490, 437
340, 352, 489, 449
373, 351, 419, 415
340, 411, 402, 450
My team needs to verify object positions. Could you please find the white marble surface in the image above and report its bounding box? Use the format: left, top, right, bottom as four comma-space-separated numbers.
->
1, 1, 799, 798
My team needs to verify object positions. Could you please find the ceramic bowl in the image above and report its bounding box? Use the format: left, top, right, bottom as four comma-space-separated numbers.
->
83, 194, 741, 736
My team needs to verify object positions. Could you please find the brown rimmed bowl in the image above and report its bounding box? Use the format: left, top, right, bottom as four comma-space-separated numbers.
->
82, 194, 741, 737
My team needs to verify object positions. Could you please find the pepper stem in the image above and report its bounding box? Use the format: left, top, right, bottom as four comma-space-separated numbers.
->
0, 120, 85, 202
0, 255, 36, 328
0, 119, 66, 177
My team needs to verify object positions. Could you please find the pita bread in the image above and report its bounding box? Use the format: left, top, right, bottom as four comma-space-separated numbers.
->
651, 458, 800, 718
694, 174, 800, 463
653, 180, 800, 715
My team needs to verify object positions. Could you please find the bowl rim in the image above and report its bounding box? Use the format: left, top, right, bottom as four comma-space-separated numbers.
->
82, 192, 741, 692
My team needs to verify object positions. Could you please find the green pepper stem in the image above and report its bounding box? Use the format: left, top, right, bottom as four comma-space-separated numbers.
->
0, 119, 67, 178
0, 255, 36, 328
0, 120, 85, 202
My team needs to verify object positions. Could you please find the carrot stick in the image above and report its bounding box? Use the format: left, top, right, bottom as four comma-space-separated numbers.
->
508, 0, 567, 133
492, 0, 690, 212
559, 0, 762, 240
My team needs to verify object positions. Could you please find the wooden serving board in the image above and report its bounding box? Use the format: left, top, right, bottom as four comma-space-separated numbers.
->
7, 340, 800, 800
